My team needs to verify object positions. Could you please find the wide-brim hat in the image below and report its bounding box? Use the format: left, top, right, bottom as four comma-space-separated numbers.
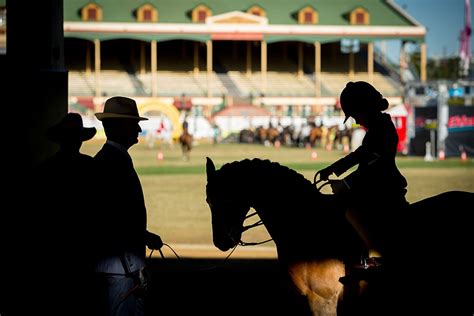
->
95, 96, 148, 121
47, 113, 97, 143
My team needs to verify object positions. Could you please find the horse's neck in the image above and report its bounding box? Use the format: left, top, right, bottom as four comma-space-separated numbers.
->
249, 185, 311, 249
249, 181, 360, 261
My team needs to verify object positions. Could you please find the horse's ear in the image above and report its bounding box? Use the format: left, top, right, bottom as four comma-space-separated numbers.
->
206, 157, 216, 178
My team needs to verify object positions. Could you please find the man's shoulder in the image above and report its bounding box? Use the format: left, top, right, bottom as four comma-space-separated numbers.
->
94, 144, 114, 158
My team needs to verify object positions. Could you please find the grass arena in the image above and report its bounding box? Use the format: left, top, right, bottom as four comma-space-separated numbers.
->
80, 140, 474, 256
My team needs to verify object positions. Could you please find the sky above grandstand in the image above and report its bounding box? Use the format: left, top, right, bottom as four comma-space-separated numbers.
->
386, 0, 472, 62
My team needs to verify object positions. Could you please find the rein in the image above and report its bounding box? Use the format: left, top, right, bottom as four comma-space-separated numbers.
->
149, 242, 240, 271
313, 171, 331, 192
238, 211, 273, 246
241, 211, 263, 232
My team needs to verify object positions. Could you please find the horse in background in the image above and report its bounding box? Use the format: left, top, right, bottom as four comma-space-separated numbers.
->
179, 129, 193, 161
205, 157, 474, 315
308, 125, 323, 147
255, 126, 281, 146
239, 129, 256, 144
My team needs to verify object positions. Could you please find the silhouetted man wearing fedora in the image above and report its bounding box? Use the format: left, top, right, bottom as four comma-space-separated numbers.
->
93, 96, 163, 316
32, 112, 97, 315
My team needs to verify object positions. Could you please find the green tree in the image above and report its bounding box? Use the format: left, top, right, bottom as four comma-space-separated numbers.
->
410, 51, 462, 80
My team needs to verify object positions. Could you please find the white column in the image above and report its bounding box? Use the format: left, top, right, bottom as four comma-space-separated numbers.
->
194, 41, 199, 76
314, 42, 321, 97
94, 39, 101, 98
298, 42, 303, 78
140, 42, 146, 75
420, 42, 427, 82
207, 40, 213, 99
261, 40, 267, 95
151, 40, 157, 97
246, 41, 252, 77
368, 42, 374, 83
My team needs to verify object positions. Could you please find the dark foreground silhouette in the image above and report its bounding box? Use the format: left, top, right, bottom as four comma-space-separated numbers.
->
146, 257, 308, 316
206, 157, 474, 316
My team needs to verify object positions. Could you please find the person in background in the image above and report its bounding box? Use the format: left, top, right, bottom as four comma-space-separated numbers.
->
93, 96, 163, 316
212, 123, 221, 145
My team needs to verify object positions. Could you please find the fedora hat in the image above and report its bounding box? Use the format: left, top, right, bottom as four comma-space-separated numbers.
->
95, 96, 148, 121
47, 113, 97, 143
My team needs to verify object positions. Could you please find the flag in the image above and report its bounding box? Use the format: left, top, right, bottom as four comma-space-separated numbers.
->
460, 0, 471, 76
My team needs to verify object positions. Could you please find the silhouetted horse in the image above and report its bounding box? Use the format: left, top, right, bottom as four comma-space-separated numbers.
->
205, 157, 474, 316
179, 130, 193, 161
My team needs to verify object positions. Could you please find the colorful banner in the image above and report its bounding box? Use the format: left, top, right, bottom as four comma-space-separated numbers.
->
445, 106, 474, 156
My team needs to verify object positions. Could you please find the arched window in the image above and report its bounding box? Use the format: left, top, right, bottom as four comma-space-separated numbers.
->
137, 4, 158, 22
350, 7, 369, 25
81, 3, 102, 22
192, 5, 212, 23
298, 6, 318, 24
247, 5, 266, 17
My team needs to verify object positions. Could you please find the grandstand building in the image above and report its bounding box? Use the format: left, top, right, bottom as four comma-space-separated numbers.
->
63, 0, 426, 125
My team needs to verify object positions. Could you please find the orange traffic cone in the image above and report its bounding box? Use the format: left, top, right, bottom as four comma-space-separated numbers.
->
461, 150, 467, 161
438, 150, 445, 161
311, 151, 318, 160
156, 151, 164, 161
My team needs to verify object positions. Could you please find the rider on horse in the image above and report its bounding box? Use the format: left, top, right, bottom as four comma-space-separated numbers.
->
316, 81, 408, 282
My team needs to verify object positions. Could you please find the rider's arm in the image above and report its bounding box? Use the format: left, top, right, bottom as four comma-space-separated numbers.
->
330, 146, 364, 176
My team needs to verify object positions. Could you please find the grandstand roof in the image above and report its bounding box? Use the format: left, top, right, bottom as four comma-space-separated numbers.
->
63, 0, 426, 43
64, 0, 419, 25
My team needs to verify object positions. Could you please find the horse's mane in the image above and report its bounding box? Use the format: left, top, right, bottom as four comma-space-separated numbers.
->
220, 158, 304, 180
217, 158, 319, 199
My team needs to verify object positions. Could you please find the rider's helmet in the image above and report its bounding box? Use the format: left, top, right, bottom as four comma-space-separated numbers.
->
340, 81, 389, 123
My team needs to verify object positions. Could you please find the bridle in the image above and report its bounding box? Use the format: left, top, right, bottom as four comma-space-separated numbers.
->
232, 172, 330, 247
152, 211, 273, 269
236, 172, 330, 247
237, 211, 273, 246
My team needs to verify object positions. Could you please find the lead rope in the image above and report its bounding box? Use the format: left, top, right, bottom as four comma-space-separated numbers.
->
148, 242, 240, 271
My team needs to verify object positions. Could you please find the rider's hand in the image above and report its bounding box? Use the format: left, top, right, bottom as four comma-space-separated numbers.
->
146, 232, 163, 250
318, 166, 334, 181
329, 180, 348, 195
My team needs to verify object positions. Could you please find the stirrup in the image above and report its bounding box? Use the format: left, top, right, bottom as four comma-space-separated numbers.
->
339, 257, 384, 285
352, 257, 383, 270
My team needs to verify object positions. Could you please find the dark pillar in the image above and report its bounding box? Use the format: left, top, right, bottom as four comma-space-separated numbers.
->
3, 1, 67, 314
5, 0, 68, 168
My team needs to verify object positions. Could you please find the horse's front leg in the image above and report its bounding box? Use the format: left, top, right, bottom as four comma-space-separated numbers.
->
288, 259, 345, 316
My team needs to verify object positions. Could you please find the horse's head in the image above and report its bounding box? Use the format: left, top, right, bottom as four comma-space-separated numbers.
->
206, 157, 250, 251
